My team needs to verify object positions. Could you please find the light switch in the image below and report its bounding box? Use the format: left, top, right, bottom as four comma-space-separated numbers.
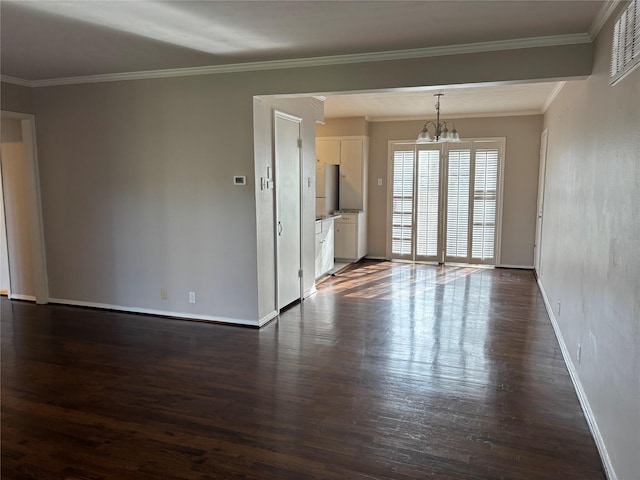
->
377, 178, 383, 186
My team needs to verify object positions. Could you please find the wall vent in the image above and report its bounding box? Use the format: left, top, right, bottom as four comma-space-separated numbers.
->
610, 0, 640, 84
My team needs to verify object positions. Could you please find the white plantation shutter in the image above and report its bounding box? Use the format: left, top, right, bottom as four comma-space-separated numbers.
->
611, 0, 640, 84
388, 138, 503, 265
446, 148, 471, 258
472, 148, 499, 261
636, 0, 640, 59
415, 148, 440, 259
391, 149, 415, 257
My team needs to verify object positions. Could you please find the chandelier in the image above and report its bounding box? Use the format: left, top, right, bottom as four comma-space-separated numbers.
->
416, 93, 461, 143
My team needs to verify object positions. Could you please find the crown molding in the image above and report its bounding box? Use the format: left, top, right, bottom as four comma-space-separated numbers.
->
1, 75, 32, 87
589, 0, 623, 40
4, 33, 592, 88
542, 81, 567, 112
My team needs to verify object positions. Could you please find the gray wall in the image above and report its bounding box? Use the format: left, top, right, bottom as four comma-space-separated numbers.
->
1, 118, 36, 297
34, 77, 259, 322
23, 42, 591, 324
1, 82, 33, 114
345, 115, 541, 265
540, 7, 640, 479
253, 96, 323, 321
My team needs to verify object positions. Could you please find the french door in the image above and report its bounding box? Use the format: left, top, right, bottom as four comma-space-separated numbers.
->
389, 139, 504, 265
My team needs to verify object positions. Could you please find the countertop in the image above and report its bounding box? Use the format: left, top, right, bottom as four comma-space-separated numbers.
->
315, 214, 342, 222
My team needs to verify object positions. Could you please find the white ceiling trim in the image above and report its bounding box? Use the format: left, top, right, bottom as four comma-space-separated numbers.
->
589, 0, 623, 39
360, 109, 544, 123
2, 33, 591, 88
1, 75, 31, 87
542, 81, 567, 112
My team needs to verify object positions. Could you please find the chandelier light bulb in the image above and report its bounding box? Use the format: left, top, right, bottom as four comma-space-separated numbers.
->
416, 93, 460, 143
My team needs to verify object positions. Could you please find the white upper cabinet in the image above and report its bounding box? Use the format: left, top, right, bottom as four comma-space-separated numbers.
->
316, 136, 369, 211
316, 138, 341, 165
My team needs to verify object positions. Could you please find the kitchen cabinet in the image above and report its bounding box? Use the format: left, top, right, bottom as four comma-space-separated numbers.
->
316, 136, 369, 210
315, 217, 336, 278
339, 139, 365, 210
334, 212, 366, 262
316, 138, 341, 165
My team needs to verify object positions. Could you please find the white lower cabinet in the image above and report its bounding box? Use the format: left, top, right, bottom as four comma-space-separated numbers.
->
335, 212, 366, 261
315, 218, 335, 279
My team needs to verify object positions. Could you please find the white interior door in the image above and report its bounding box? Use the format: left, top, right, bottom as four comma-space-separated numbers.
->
534, 129, 548, 277
274, 111, 302, 309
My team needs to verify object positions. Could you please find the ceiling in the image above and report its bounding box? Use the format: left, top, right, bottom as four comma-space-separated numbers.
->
322, 82, 566, 120
1, 0, 608, 118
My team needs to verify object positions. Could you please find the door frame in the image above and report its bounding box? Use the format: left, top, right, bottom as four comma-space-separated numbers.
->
534, 129, 548, 277
272, 109, 303, 311
1, 110, 49, 304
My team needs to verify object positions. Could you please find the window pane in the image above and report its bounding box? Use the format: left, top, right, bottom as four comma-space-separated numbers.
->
391, 150, 415, 256
472, 149, 498, 260
446, 149, 470, 257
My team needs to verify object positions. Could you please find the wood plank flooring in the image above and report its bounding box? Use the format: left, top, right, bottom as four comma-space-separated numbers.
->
1, 262, 606, 479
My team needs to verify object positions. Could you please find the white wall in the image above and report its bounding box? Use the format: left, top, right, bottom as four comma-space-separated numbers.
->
340, 115, 542, 265
26, 42, 592, 324
1, 118, 36, 298
540, 6, 640, 479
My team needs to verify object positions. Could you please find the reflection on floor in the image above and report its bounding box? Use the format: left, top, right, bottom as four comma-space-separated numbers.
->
0, 260, 606, 479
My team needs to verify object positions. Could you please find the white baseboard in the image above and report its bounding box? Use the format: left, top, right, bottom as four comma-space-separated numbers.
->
48, 298, 261, 327
537, 280, 617, 480
9, 294, 36, 302
304, 286, 317, 298
258, 310, 279, 327
497, 264, 534, 269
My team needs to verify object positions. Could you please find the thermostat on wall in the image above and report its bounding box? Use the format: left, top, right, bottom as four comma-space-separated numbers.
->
233, 176, 247, 186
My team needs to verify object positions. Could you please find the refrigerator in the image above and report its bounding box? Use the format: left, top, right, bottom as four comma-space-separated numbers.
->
315, 163, 339, 217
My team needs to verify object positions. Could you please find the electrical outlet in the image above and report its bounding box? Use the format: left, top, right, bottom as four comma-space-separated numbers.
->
160, 288, 167, 300
577, 343, 582, 364
189, 291, 196, 303
557, 301, 561, 315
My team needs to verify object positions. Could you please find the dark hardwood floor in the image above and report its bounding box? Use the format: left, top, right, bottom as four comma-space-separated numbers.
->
1, 262, 605, 479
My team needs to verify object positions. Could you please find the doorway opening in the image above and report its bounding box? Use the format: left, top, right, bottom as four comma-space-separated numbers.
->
0, 111, 48, 303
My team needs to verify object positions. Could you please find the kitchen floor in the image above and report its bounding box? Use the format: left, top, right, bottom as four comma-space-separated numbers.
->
328, 261, 351, 275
